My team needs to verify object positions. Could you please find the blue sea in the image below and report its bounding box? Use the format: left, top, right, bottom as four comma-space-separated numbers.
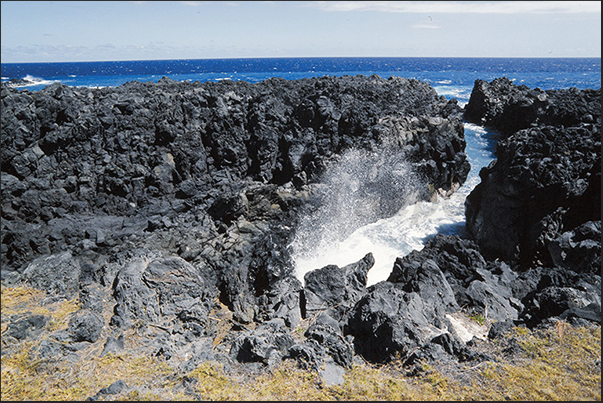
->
1, 57, 601, 95
2, 57, 600, 284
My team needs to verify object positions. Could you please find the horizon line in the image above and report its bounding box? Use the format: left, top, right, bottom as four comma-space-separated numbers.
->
3, 55, 602, 65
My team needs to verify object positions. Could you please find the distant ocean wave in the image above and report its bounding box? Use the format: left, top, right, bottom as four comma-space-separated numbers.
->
2, 74, 56, 88
1, 57, 600, 95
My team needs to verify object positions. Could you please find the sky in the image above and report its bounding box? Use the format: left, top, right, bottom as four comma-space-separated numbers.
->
1, 1, 601, 63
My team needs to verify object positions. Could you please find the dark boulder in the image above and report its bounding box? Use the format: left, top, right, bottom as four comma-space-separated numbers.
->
229, 318, 294, 366
304, 313, 354, 368
286, 313, 353, 386
21, 251, 81, 298
345, 281, 449, 363
548, 221, 601, 274
100, 335, 125, 357
510, 265, 601, 327
388, 234, 522, 322
2, 313, 48, 343
67, 309, 105, 343
302, 252, 374, 322
109, 251, 218, 333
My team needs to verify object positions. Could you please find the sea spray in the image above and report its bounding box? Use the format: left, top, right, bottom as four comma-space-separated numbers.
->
290, 123, 499, 286
289, 146, 424, 284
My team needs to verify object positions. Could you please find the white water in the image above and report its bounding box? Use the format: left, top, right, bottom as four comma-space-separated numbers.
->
14, 74, 57, 87
290, 123, 498, 286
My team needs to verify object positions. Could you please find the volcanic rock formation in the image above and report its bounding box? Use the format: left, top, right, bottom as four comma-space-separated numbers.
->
1, 75, 600, 385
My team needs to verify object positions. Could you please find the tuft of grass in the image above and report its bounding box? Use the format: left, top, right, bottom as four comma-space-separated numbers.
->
1, 285, 46, 314
469, 312, 487, 326
1, 284, 80, 333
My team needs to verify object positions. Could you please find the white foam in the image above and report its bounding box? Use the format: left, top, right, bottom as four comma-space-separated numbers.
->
290, 123, 496, 287
433, 85, 471, 107
5, 74, 57, 88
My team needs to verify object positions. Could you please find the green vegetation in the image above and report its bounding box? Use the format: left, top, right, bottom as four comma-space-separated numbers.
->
469, 312, 487, 326
2, 285, 600, 401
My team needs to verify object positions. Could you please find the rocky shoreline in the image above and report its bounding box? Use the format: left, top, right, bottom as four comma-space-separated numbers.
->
1, 75, 600, 392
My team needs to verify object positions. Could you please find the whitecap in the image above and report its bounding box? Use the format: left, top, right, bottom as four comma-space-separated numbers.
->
4, 74, 56, 88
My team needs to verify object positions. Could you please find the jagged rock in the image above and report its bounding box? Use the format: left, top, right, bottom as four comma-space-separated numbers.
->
404, 332, 486, 366
100, 335, 124, 357
31, 339, 80, 362
319, 356, 347, 386
287, 339, 327, 372
345, 281, 450, 363
21, 251, 81, 298
67, 309, 105, 343
110, 252, 218, 331
2, 313, 48, 343
548, 221, 601, 273
524, 285, 601, 325
3, 74, 600, 373
229, 318, 294, 365
78, 283, 107, 314
464, 77, 601, 136
255, 275, 303, 329
302, 252, 374, 322
511, 265, 601, 326
464, 78, 601, 269
465, 125, 601, 268
2, 75, 469, 283
1, 76, 472, 371
304, 313, 354, 368
98, 380, 128, 395
559, 302, 601, 324
286, 313, 353, 380
487, 319, 516, 339
347, 233, 534, 363
386, 254, 459, 317
177, 337, 216, 373
388, 234, 524, 321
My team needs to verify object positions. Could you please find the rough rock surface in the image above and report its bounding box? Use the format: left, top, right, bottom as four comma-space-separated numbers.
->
302, 252, 374, 322
1, 75, 469, 326
1, 76, 600, 382
464, 77, 601, 136
464, 78, 601, 269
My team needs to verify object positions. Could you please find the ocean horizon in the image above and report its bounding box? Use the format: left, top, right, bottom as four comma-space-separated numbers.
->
2, 56, 600, 94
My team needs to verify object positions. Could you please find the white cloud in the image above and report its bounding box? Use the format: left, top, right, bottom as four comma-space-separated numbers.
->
311, 1, 602, 14
411, 24, 441, 29
178, 1, 239, 6
179, 1, 212, 6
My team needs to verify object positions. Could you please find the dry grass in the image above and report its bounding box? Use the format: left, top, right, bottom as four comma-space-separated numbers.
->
1, 285, 600, 401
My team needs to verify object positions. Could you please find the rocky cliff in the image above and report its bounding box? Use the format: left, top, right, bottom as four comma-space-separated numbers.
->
1, 75, 599, 391
464, 78, 601, 270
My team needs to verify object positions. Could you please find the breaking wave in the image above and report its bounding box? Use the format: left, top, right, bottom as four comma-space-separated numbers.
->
290, 123, 499, 286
